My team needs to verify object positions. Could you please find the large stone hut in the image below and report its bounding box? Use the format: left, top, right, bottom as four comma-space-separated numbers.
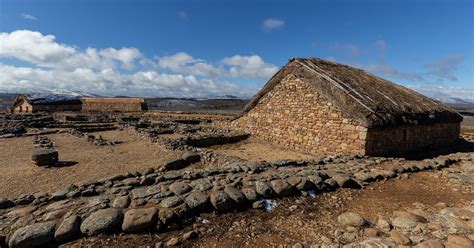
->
12, 94, 82, 113
231, 58, 463, 155
81, 98, 147, 112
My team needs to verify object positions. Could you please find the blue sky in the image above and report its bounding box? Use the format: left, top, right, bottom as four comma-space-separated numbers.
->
0, 0, 473, 101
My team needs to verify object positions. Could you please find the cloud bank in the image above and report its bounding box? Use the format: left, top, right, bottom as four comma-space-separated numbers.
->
0, 30, 277, 97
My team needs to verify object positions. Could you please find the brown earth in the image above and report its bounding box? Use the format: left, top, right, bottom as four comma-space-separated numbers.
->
0, 130, 182, 198
210, 138, 315, 162
63, 171, 474, 247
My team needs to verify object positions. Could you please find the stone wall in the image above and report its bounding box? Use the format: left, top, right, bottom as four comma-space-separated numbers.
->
366, 123, 460, 155
33, 104, 82, 112
231, 75, 367, 155
81, 98, 146, 112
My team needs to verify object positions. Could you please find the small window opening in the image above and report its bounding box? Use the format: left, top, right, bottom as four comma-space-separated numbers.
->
19, 106, 23, 112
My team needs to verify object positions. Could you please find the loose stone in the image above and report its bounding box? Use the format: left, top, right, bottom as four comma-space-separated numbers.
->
55, 215, 81, 243
390, 229, 411, 245
8, 221, 56, 248
224, 186, 246, 205
337, 212, 365, 227
255, 181, 273, 198
270, 179, 294, 197
169, 182, 192, 195
122, 207, 158, 233
80, 208, 123, 236
241, 188, 258, 202
185, 191, 210, 211
210, 190, 233, 212
112, 195, 131, 208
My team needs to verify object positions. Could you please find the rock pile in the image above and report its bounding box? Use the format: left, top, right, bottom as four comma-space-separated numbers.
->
0, 151, 471, 247
33, 136, 54, 148
68, 129, 120, 146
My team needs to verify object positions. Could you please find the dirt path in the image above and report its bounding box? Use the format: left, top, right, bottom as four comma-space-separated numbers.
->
0, 130, 181, 198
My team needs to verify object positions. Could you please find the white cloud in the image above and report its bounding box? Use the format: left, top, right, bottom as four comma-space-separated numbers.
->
425, 55, 464, 81
221, 55, 279, 79
262, 18, 285, 31
156, 52, 222, 77
407, 83, 474, 103
21, 13, 37, 20
0, 30, 277, 97
0, 63, 255, 97
0, 30, 143, 70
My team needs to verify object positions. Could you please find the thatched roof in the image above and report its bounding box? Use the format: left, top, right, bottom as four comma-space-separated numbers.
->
81, 98, 145, 103
240, 58, 463, 128
13, 94, 82, 106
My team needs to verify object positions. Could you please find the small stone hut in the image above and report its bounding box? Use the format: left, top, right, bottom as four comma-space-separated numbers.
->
231, 58, 463, 155
81, 98, 147, 112
12, 94, 82, 113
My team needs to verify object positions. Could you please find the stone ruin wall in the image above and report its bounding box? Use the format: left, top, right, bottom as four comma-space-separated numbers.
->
33, 104, 83, 112
231, 75, 367, 155
81, 102, 145, 112
365, 122, 460, 155
13, 101, 82, 113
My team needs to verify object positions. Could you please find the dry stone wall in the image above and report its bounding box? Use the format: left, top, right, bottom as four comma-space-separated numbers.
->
366, 123, 461, 155
231, 75, 367, 155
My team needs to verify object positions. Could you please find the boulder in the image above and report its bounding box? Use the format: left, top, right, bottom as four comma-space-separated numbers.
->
394, 211, 428, 223
158, 208, 176, 225
241, 188, 258, 202
55, 215, 81, 243
183, 152, 201, 164
0, 198, 15, 209
270, 179, 294, 197
210, 190, 233, 212
392, 216, 418, 229
337, 212, 365, 227
160, 196, 183, 208
31, 149, 58, 167
185, 191, 210, 211
122, 207, 158, 233
112, 196, 131, 208
255, 181, 273, 198
9, 221, 56, 248
164, 159, 189, 170
445, 235, 473, 247
415, 239, 445, 248
390, 229, 411, 245
80, 208, 123, 236
333, 174, 361, 189
224, 186, 246, 205
169, 182, 191, 195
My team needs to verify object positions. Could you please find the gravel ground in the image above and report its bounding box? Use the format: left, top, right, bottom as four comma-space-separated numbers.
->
0, 130, 182, 198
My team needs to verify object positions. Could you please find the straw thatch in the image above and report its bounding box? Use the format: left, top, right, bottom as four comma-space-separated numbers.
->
240, 58, 463, 128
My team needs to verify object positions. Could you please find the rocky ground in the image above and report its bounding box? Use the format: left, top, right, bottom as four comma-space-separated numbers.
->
0, 112, 473, 248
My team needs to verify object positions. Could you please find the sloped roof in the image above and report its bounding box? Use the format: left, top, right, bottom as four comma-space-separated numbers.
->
81, 98, 145, 103
14, 94, 82, 106
240, 58, 463, 128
